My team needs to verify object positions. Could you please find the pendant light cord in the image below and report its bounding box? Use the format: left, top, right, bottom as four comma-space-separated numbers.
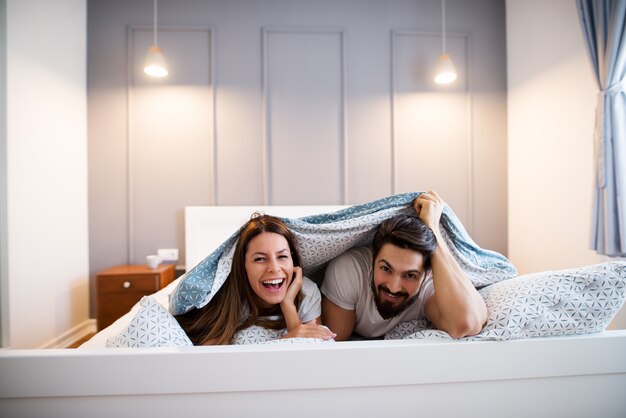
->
153, 0, 158, 46
441, 0, 446, 55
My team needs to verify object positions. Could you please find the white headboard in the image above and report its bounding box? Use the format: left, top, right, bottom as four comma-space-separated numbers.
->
184, 205, 348, 270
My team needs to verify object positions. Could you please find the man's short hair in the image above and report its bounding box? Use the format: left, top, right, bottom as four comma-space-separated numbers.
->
371, 214, 437, 271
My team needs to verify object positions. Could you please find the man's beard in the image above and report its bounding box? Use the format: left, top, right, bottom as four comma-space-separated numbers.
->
371, 280, 419, 320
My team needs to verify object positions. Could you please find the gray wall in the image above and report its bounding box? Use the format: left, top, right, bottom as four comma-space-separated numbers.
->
88, 0, 508, 316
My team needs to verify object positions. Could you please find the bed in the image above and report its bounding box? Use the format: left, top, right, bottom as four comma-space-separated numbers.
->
1, 200, 626, 417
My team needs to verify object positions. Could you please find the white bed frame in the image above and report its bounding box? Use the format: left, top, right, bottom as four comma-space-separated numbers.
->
2, 205, 626, 417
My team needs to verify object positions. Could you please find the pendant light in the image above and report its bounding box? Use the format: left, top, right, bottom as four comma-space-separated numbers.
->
434, 0, 457, 84
144, 0, 168, 77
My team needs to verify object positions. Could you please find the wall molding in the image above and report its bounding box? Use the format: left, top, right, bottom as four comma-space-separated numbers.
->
390, 30, 474, 234
261, 27, 348, 205
125, 25, 216, 264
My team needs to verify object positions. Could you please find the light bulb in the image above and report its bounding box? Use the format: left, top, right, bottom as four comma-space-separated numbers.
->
434, 53, 457, 84
144, 46, 168, 78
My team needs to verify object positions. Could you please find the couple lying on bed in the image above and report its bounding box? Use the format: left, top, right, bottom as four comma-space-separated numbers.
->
175, 190, 488, 345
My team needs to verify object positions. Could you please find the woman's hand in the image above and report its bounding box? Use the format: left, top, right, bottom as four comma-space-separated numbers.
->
280, 266, 304, 332
278, 269, 337, 340
413, 190, 445, 232
282, 266, 303, 308
281, 320, 337, 340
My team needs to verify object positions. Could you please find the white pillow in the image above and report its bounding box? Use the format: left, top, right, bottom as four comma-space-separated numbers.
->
106, 296, 192, 348
386, 261, 626, 341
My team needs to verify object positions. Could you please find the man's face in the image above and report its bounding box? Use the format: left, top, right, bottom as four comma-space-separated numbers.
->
372, 243, 426, 319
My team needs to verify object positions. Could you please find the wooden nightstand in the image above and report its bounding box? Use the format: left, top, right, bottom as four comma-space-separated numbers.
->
96, 264, 175, 330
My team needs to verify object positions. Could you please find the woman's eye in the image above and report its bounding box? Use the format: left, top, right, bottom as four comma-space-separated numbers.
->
254, 257, 266, 262
278, 255, 289, 259
380, 265, 390, 272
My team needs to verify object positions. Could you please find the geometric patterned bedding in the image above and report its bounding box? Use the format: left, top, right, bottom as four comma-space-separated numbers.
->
385, 261, 626, 341
104, 261, 626, 347
169, 192, 518, 315
105, 296, 192, 348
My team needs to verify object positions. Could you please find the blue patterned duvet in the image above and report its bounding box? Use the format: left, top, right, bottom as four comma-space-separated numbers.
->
169, 192, 517, 316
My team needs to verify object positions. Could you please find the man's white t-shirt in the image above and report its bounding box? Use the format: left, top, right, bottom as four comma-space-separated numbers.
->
297, 276, 323, 323
321, 247, 434, 338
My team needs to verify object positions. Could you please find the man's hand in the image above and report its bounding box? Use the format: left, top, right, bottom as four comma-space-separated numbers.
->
413, 190, 445, 232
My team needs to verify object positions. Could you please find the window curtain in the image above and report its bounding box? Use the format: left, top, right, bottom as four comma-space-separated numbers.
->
577, 0, 626, 256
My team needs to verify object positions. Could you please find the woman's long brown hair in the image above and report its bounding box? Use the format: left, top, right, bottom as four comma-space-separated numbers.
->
175, 214, 303, 345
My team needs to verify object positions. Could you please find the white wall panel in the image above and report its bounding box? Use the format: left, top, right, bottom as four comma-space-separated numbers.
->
263, 28, 346, 205
129, 27, 214, 264
392, 31, 471, 228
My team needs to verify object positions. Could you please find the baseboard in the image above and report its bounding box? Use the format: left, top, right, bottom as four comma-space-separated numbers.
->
39, 319, 97, 349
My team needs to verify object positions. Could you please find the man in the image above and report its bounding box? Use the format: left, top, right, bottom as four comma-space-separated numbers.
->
321, 190, 487, 340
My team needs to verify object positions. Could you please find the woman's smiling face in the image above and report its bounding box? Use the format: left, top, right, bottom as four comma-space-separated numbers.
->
245, 232, 294, 308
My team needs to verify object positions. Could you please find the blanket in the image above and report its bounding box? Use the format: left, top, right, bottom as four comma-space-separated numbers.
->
169, 192, 517, 315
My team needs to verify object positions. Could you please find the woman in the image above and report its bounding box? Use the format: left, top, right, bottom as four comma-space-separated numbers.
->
175, 213, 336, 345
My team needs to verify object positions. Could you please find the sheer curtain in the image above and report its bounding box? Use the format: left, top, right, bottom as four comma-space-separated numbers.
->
577, 0, 626, 256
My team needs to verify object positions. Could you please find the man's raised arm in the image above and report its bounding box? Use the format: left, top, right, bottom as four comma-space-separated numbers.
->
415, 191, 488, 338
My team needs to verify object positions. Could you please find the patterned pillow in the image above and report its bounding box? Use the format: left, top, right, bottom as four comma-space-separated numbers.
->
106, 296, 193, 348
232, 324, 335, 345
232, 325, 286, 344
385, 261, 626, 341
106, 300, 332, 347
